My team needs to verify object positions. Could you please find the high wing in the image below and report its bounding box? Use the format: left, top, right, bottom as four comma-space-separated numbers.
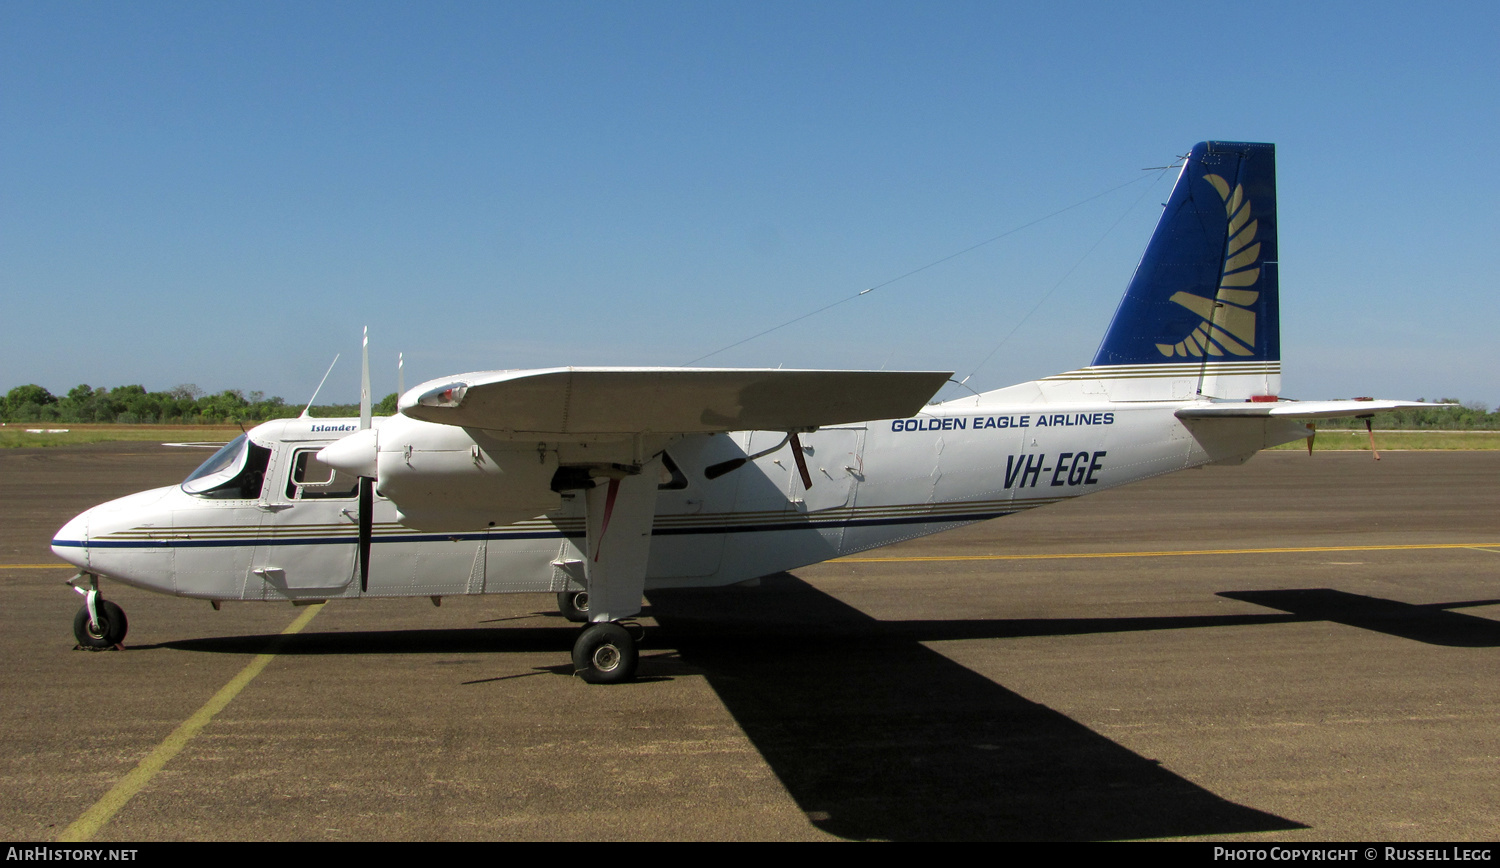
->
1176, 399, 1446, 420
398, 367, 953, 436
318, 365, 952, 539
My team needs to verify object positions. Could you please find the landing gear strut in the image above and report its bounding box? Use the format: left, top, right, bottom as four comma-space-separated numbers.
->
557, 590, 590, 623
572, 622, 638, 684
70, 577, 127, 650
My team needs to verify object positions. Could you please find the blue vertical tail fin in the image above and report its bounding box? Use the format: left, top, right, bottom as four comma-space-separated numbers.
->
1091, 142, 1279, 397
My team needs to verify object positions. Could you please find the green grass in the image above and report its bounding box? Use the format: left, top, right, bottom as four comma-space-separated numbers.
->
0, 424, 244, 448
1269, 431, 1500, 451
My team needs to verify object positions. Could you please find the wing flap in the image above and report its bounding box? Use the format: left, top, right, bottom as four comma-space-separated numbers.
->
400, 367, 952, 434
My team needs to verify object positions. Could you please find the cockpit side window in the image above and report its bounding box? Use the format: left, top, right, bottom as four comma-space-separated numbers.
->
286, 449, 360, 500
183, 438, 271, 500
182, 434, 248, 493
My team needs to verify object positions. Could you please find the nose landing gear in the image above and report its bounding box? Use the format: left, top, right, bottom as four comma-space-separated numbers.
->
69, 574, 128, 650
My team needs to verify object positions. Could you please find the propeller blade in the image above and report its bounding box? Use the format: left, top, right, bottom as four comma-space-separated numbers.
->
1307, 422, 1315, 456
1363, 416, 1380, 460
359, 327, 372, 431
358, 476, 373, 592
356, 329, 375, 591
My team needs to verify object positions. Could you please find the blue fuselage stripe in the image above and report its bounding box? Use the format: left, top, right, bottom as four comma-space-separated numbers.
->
50, 510, 1014, 551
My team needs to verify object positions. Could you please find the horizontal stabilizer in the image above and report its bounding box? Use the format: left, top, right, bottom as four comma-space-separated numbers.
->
1176, 399, 1449, 421
400, 367, 952, 435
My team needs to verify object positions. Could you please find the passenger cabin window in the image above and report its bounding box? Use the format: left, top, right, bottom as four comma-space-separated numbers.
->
286, 449, 360, 500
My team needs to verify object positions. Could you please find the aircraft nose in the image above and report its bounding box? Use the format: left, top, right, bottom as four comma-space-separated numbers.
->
51, 510, 90, 570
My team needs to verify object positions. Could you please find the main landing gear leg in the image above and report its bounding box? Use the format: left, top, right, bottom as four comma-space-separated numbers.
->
70, 574, 128, 650
572, 456, 661, 684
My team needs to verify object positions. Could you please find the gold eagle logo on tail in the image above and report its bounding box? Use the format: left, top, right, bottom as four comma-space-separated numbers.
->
1155, 174, 1261, 357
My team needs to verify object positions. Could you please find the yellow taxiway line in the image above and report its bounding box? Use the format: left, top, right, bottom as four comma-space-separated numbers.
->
836, 542, 1500, 564
58, 604, 325, 842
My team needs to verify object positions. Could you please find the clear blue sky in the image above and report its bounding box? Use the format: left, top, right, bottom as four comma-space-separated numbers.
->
3, 1, 1496, 405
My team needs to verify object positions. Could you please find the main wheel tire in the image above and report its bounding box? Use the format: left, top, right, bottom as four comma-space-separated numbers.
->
572, 622, 638, 684
557, 590, 590, 623
73, 600, 127, 649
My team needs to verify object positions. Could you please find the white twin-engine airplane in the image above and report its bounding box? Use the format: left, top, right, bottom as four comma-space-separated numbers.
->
53, 141, 1431, 683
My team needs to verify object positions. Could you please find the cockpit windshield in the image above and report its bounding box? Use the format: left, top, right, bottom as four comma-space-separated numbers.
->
182, 434, 271, 499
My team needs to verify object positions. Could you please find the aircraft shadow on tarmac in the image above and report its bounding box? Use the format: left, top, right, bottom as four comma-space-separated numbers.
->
151, 579, 1500, 840
1218, 589, 1500, 648
641, 573, 1306, 841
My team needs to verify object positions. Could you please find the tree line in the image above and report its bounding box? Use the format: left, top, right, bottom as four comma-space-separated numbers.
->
1298, 400, 1498, 430
4, 382, 1497, 429
1, 383, 399, 425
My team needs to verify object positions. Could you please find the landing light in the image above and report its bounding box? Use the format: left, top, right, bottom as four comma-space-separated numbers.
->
418, 382, 468, 409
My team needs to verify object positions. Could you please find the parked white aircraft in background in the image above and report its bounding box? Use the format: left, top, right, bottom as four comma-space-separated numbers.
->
52, 141, 1432, 683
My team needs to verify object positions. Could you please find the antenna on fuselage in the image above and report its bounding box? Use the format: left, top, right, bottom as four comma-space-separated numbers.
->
300, 354, 340, 418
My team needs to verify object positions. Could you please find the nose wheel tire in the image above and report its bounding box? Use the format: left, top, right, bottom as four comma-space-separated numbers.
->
557, 590, 590, 623
572, 622, 638, 684
73, 600, 128, 649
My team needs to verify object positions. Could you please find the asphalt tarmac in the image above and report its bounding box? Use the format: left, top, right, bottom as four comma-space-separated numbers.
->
2, 443, 1496, 841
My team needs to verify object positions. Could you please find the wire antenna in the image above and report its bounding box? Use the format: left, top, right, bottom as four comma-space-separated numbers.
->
684, 172, 1157, 366
955, 165, 1177, 391
300, 354, 340, 418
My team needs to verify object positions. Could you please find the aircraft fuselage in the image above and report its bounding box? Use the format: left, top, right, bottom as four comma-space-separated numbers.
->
51, 398, 1308, 604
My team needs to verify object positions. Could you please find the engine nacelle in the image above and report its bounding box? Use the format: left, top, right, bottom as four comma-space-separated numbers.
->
320, 415, 561, 531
